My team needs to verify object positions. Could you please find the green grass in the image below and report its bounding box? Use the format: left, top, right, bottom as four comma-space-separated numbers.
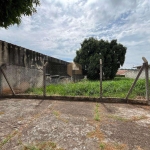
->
26, 77, 149, 99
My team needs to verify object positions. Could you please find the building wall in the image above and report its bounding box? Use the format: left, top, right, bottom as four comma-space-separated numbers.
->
67, 62, 82, 76
0, 40, 69, 94
125, 68, 150, 79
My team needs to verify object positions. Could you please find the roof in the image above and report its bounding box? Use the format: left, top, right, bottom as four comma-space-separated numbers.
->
116, 70, 128, 75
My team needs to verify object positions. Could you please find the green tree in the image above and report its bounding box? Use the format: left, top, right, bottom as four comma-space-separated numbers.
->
74, 37, 127, 80
0, 0, 40, 28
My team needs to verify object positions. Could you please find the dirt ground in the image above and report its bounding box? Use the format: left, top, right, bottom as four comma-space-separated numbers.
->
0, 99, 150, 150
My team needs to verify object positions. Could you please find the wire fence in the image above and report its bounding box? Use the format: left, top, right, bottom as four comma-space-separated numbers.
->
0, 60, 149, 104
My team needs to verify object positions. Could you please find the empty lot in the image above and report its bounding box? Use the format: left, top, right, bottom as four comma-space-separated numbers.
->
0, 98, 150, 150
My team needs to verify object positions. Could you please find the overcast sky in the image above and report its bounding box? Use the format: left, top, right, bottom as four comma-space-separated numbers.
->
0, 0, 150, 68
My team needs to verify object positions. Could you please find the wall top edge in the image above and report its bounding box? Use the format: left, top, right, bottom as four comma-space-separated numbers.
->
0, 40, 69, 64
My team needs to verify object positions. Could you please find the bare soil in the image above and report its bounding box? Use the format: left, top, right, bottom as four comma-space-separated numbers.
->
0, 98, 150, 150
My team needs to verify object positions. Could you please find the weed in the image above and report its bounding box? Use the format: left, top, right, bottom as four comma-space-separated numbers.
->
88, 127, 127, 150
99, 143, 105, 150
22, 141, 64, 150
94, 114, 100, 121
107, 114, 148, 123
136, 146, 144, 150
87, 119, 127, 150
52, 110, 68, 123
53, 110, 60, 117
94, 103, 100, 121
114, 143, 127, 149
109, 114, 148, 121
130, 115, 148, 122
87, 126, 104, 140
23, 145, 39, 150
107, 115, 128, 121
0, 130, 18, 148
99, 142, 127, 150
0, 111, 4, 115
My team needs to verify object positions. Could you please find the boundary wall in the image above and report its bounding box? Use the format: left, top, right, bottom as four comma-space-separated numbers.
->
0, 40, 69, 94
125, 69, 150, 79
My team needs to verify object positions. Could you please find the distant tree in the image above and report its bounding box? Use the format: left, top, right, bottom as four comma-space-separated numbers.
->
0, 0, 40, 28
74, 37, 127, 80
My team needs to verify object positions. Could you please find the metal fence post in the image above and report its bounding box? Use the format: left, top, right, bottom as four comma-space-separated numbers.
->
43, 62, 48, 97
0, 70, 2, 95
126, 57, 149, 104
142, 57, 149, 104
100, 59, 102, 100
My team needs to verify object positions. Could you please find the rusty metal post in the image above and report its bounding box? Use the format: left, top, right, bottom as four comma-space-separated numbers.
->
43, 62, 48, 97
100, 59, 102, 100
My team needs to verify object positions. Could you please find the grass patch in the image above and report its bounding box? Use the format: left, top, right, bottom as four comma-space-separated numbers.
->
22, 141, 64, 150
26, 77, 149, 99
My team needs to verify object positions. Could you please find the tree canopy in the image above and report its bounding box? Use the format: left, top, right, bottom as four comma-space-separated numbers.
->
0, 0, 40, 28
74, 37, 127, 80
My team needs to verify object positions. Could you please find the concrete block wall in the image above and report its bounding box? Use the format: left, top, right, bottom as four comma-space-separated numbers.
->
0, 40, 69, 94
0, 40, 69, 73
1, 65, 43, 94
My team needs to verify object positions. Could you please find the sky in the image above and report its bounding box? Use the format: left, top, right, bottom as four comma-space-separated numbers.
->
0, 0, 150, 69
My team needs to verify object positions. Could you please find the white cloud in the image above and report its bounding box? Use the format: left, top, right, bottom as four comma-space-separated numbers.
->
0, 0, 150, 68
